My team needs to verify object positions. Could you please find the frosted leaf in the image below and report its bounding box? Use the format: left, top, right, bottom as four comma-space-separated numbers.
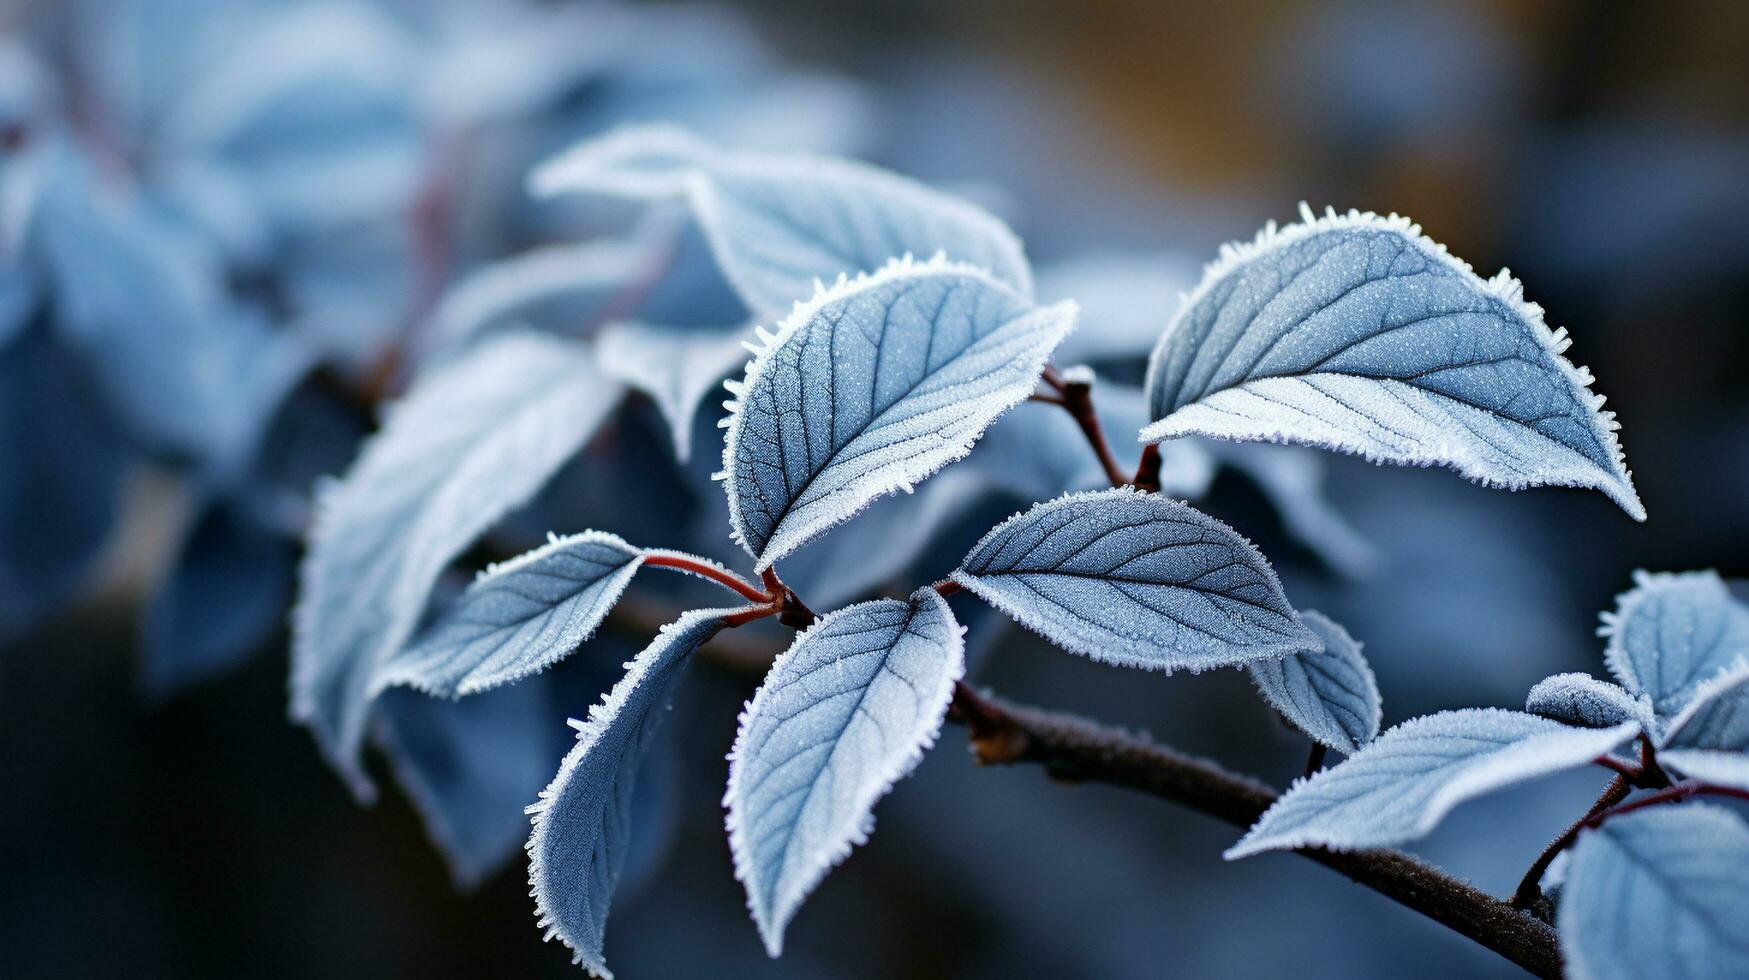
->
374, 532, 646, 698
1141, 206, 1642, 521
1601, 570, 1749, 718
596, 322, 751, 461
374, 679, 566, 889
726, 590, 963, 957
1247, 611, 1381, 753
1659, 751, 1749, 793
1226, 710, 1638, 857
532, 124, 1033, 316
415, 236, 670, 365
1560, 804, 1749, 980
291, 334, 623, 799
952, 489, 1320, 673
1524, 672, 1655, 731
1648, 627, 1749, 756
722, 257, 1075, 570
527, 607, 733, 980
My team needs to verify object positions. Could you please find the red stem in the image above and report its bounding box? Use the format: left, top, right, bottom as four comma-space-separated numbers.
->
932, 579, 964, 598
642, 552, 769, 602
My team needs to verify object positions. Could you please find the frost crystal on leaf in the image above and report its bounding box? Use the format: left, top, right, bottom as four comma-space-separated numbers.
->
1226, 710, 1637, 857
1600, 570, 1749, 719
1524, 672, 1654, 731
374, 532, 646, 698
532, 124, 1033, 317
953, 488, 1320, 672
722, 256, 1075, 570
1141, 205, 1643, 521
1247, 611, 1381, 754
291, 333, 623, 799
725, 589, 963, 958
1559, 803, 1749, 980
527, 607, 735, 980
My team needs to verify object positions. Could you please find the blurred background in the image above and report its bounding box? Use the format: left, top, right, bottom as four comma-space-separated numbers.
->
2, 1, 1746, 977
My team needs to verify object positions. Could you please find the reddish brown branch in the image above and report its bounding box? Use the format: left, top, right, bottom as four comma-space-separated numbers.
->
947, 682, 1564, 979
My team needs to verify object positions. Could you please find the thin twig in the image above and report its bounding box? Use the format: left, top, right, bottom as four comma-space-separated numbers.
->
1303, 743, 1329, 778
1512, 774, 1632, 910
946, 682, 1565, 979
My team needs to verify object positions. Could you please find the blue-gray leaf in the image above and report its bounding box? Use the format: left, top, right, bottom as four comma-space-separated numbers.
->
415, 235, 670, 366
1226, 710, 1637, 857
292, 334, 623, 799
1524, 672, 1655, 731
722, 257, 1075, 569
532, 125, 1033, 317
596, 321, 751, 462
527, 607, 733, 979
1559, 803, 1749, 980
952, 489, 1320, 672
1247, 611, 1380, 753
1141, 206, 1642, 521
375, 532, 646, 698
1658, 661, 1749, 791
1601, 570, 1749, 719
726, 589, 963, 957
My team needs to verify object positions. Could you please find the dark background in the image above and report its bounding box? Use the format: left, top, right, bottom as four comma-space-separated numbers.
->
4, 2, 1747, 977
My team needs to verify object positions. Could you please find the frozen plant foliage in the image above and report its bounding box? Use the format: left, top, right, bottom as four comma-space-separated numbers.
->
596, 322, 752, 462
526, 610, 720, 964
726, 590, 964, 956
1657, 661, 1749, 791
292, 333, 624, 798
1600, 569, 1749, 719
528, 607, 736, 980
1246, 611, 1381, 754
375, 532, 647, 698
1141, 205, 1643, 521
952, 489, 1320, 672
532, 125, 1033, 317
1227, 710, 1638, 857
1523, 672, 1654, 731
1559, 804, 1749, 980
722, 256, 1076, 569
416, 237, 674, 367
1658, 660, 1749, 749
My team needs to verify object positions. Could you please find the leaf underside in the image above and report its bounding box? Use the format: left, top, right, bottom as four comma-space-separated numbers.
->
1142, 207, 1642, 520
1227, 710, 1637, 857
